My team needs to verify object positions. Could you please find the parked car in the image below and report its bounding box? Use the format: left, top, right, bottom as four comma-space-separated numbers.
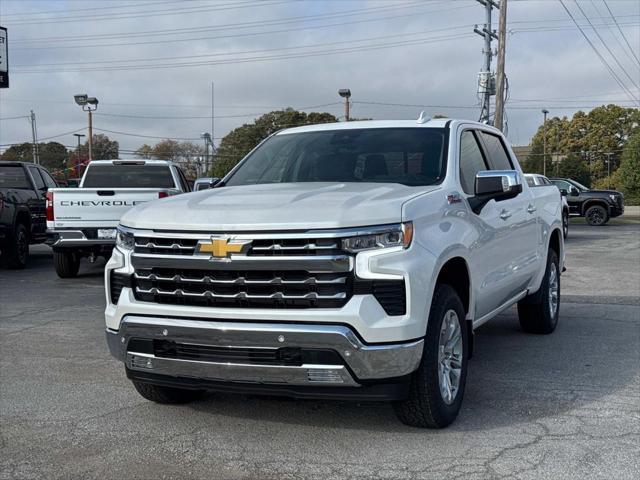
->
525, 173, 569, 238
105, 118, 564, 428
193, 177, 221, 191
550, 178, 624, 226
46, 159, 191, 278
0, 162, 58, 268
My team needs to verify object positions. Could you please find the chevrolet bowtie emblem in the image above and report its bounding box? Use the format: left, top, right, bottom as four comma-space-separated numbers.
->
198, 237, 251, 258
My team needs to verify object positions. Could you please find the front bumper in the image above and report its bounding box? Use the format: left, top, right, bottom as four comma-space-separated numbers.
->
107, 315, 423, 393
46, 229, 115, 248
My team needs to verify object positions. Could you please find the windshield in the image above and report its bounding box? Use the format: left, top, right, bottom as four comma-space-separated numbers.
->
224, 128, 447, 187
0, 166, 30, 189
568, 179, 590, 191
82, 164, 175, 188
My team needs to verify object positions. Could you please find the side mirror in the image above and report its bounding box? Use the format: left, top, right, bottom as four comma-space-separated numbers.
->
470, 170, 523, 213
569, 187, 579, 196
559, 188, 568, 196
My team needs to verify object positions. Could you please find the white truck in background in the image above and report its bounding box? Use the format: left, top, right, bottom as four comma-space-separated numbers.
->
46, 160, 191, 278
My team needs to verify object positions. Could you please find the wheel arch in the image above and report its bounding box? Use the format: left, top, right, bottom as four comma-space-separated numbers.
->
581, 199, 609, 215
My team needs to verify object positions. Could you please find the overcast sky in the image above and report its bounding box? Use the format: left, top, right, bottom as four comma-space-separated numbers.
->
0, 0, 638, 155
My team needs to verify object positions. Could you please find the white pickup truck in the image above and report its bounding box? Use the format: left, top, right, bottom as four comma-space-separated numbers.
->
47, 160, 191, 277
105, 119, 564, 428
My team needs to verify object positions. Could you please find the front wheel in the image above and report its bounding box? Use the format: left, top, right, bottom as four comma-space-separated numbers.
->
585, 205, 609, 226
517, 248, 560, 334
53, 250, 80, 278
394, 284, 468, 428
562, 211, 569, 239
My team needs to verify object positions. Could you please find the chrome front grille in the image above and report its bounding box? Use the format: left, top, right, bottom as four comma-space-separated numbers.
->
133, 234, 347, 257
133, 268, 351, 308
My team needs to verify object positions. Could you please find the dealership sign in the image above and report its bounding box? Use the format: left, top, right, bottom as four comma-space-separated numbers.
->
0, 27, 8, 88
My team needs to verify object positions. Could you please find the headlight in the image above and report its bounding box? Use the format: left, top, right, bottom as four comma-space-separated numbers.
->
609, 194, 617, 202
116, 227, 135, 250
342, 222, 413, 253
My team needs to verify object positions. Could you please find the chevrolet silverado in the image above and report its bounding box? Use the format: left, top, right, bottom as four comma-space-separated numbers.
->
105, 118, 564, 428
47, 159, 191, 277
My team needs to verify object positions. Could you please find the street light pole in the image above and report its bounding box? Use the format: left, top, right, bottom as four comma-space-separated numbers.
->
542, 109, 549, 176
73, 133, 85, 177
606, 152, 612, 189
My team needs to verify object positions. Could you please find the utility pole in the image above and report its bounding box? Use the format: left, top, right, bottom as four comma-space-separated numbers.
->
605, 152, 612, 189
338, 89, 351, 121
494, 0, 507, 131
30, 110, 39, 164
542, 109, 549, 176
474, 0, 498, 124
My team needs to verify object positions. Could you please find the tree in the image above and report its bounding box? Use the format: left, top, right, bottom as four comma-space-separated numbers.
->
0, 141, 69, 173
212, 108, 338, 177
555, 154, 590, 186
526, 105, 639, 183
134, 139, 204, 178
615, 129, 640, 204
90, 134, 119, 159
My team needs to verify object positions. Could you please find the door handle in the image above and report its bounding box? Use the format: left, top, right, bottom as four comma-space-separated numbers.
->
500, 209, 512, 220
527, 204, 537, 214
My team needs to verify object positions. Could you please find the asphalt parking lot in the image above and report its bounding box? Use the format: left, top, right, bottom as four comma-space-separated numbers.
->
1, 223, 638, 480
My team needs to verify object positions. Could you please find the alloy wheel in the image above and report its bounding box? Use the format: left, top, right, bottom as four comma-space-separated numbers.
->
438, 309, 463, 405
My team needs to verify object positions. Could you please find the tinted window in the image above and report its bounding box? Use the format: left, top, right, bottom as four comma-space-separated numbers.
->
459, 131, 488, 195
28, 166, 46, 190
551, 179, 571, 191
39, 168, 58, 188
479, 132, 513, 170
176, 168, 190, 192
82, 164, 175, 188
225, 128, 447, 187
0, 166, 30, 189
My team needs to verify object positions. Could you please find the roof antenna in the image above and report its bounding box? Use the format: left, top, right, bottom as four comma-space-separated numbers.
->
416, 111, 431, 124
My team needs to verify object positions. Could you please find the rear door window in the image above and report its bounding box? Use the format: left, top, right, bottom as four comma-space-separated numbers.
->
28, 166, 46, 190
479, 132, 514, 170
39, 168, 58, 188
0, 166, 31, 189
82, 164, 175, 188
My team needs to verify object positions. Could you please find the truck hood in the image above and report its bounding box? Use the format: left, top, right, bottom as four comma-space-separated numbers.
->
121, 182, 438, 231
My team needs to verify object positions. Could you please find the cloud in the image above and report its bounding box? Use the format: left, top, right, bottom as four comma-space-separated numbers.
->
1, 0, 638, 152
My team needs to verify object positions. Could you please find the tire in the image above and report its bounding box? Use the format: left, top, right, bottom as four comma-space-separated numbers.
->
132, 380, 206, 404
585, 205, 609, 226
6, 223, 29, 269
517, 248, 560, 334
53, 250, 81, 278
562, 211, 569, 239
394, 284, 468, 428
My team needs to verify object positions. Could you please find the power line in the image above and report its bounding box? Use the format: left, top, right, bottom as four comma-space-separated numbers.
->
572, 0, 639, 91
0, 115, 30, 120
13, 32, 473, 74
0, 0, 181, 17
10, 1, 450, 50
589, 0, 640, 68
602, 0, 640, 66
2, 0, 286, 26
15, 26, 469, 68
558, 0, 639, 105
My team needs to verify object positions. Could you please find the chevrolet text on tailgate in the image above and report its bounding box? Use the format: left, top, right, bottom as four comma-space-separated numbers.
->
105, 118, 564, 428
47, 160, 191, 278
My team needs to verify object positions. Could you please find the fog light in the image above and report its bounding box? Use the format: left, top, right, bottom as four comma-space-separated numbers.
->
307, 368, 344, 383
131, 355, 154, 369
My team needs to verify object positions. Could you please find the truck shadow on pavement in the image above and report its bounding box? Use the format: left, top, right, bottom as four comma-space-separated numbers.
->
174, 303, 636, 433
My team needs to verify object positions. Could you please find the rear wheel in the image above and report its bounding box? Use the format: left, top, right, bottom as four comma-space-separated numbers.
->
132, 380, 207, 404
53, 250, 80, 278
585, 205, 608, 226
6, 223, 29, 269
394, 284, 468, 428
517, 248, 560, 334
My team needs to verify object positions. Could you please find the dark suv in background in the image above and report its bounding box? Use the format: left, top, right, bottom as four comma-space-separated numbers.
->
0, 162, 58, 268
550, 178, 624, 226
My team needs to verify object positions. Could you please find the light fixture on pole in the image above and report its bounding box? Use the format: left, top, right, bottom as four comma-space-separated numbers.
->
541, 109, 549, 176
338, 89, 351, 122
74, 94, 99, 161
